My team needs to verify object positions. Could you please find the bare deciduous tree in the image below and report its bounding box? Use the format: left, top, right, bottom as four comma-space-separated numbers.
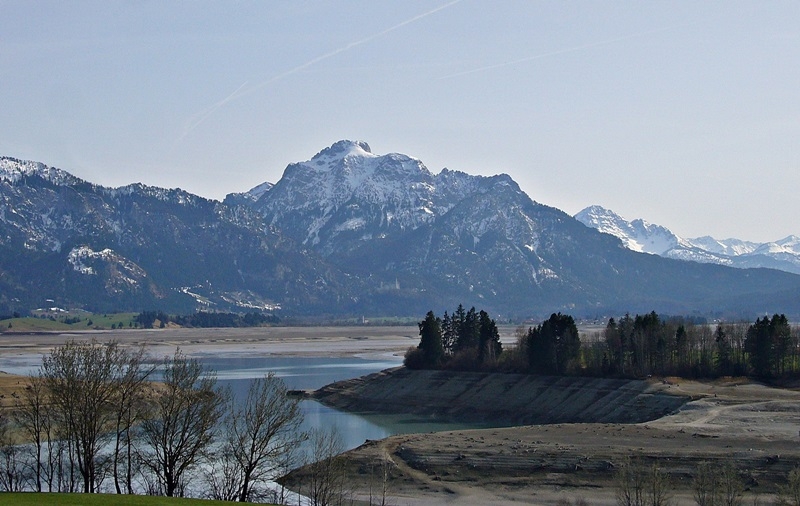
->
110, 345, 154, 495
718, 462, 743, 506
228, 372, 305, 502
0, 414, 24, 492
694, 461, 719, 506
140, 349, 223, 497
306, 427, 347, 506
368, 454, 393, 506
41, 339, 127, 493
615, 457, 670, 506
203, 444, 241, 501
615, 457, 647, 506
14, 372, 49, 492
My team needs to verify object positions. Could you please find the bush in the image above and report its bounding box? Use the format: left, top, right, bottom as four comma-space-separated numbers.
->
403, 346, 426, 370
444, 348, 480, 372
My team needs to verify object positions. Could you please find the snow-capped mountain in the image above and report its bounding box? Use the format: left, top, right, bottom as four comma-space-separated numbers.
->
688, 236, 760, 257
573, 206, 684, 255
223, 181, 274, 207
0, 157, 82, 186
0, 156, 350, 314
3, 145, 800, 318
249, 140, 483, 255
575, 205, 800, 275
236, 141, 800, 316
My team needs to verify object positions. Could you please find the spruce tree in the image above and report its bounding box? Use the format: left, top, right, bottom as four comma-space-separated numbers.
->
417, 311, 444, 368
478, 310, 502, 364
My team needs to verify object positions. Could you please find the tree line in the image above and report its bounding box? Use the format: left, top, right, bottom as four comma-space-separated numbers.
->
408, 308, 800, 380
584, 312, 799, 380
0, 339, 351, 503
404, 304, 503, 370
134, 310, 279, 329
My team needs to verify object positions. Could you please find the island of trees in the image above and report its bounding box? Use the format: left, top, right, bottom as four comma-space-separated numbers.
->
407, 306, 800, 380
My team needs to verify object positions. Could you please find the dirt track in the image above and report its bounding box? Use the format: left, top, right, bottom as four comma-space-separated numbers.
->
289, 375, 800, 506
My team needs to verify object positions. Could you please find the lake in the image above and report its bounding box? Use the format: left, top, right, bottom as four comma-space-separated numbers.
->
0, 349, 491, 454
201, 354, 494, 453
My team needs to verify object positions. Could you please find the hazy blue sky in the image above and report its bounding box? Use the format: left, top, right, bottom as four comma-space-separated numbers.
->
2, 1, 798, 242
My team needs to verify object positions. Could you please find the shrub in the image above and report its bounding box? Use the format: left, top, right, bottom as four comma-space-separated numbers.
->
403, 346, 426, 370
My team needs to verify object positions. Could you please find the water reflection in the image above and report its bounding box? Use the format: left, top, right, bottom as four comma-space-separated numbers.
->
206, 355, 501, 453
206, 355, 404, 452
0, 351, 496, 453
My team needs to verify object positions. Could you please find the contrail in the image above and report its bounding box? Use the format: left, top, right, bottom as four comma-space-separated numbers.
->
438, 24, 685, 80
239, 0, 463, 97
175, 81, 250, 146
175, 0, 462, 144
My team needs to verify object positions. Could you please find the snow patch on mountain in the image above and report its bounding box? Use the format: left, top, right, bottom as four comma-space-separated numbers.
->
752, 236, 800, 256
67, 246, 148, 289
576, 205, 800, 274
686, 236, 760, 256
68, 246, 112, 275
246, 181, 274, 201
574, 206, 681, 255
0, 157, 82, 186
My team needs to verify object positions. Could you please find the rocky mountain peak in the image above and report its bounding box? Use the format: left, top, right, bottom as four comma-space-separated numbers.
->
577, 205, 800, 274
575, 205, 680, 255
0, 156, 83, 187
311, 140, 373, 162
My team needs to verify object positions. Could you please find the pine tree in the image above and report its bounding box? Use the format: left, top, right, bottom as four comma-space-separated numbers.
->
455, 307, 480, 352
441, 311, 456, 356
527, 313, 579, 375
715, 324, 733, 377
417, 311, 444, 368
478, 310, 502, 364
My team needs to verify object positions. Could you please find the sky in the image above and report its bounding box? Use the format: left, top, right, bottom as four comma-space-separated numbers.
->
1, 1, 798, 243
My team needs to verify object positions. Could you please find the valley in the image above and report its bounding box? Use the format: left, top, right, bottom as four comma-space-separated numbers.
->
1, 326, 797, 505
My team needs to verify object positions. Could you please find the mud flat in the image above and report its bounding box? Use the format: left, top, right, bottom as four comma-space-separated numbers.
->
286, 373, 800, 506
0, 326, 420, 366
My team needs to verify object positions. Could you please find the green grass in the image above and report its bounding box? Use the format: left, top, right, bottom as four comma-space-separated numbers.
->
0, 492, 274, 505
2, 313, 139, 332
1, 317, 73, 332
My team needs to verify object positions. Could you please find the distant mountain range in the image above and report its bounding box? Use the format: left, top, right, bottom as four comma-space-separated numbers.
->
2, 142, 799, 319
575, 205, 800, 275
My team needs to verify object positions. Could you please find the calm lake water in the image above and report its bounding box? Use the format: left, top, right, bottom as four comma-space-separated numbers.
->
201, 355, 494, 453
0, 350, 491, 453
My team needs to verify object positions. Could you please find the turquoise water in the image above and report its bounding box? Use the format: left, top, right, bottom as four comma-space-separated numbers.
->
204, 355, 401, 451
203, 355, 494, 453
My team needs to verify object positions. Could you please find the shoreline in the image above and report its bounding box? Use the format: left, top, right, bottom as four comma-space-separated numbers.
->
4, 327, 800, 505
0, 326, 419, 375
286, 371, 800, 505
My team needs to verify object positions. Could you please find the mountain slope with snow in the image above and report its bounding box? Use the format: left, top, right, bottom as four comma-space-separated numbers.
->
0, 156, 351, 314
237, 141, 800, 316
575, 205, 800, 274
573, 206, 683, 255
2, 146, 800, 317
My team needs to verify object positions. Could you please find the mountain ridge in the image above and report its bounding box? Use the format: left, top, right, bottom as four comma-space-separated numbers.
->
2, 143, 799, 319
575, 205, 800, 275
